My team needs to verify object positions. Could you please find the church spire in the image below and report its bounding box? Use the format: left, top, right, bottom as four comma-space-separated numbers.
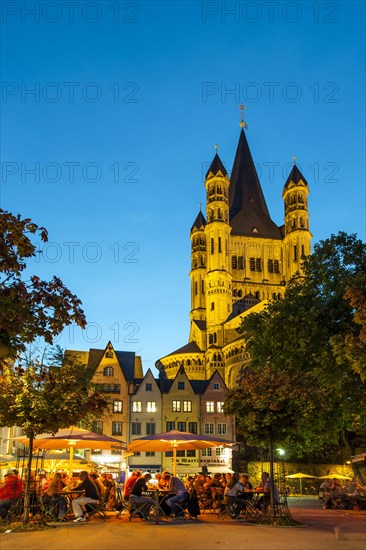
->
229, 129, 282, 239
205, 153, 228, 180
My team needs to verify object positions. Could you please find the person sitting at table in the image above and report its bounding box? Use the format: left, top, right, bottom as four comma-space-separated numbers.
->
0, 469, 23, 518
129, 473, 155, 519
123, 470, 142, 501
72, 471, 99, 523
42, 472, 68, 521
90, 473, 105, 500
193, 472, 206, 496
163, 473, 189, 518
238, 474, 253, 500
255, 472, 278, 510
204, 473, 224, 503
224, 474, 247, 519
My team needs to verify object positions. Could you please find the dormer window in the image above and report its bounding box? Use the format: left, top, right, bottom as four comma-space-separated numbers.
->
105, 351, 113, 358
103, 366, 114, 377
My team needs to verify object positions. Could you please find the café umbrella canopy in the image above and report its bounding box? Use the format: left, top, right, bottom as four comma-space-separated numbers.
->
285, 472, 317, 495
319, 474, 351, 480
127, 430, 235, 476
18, 426, 126, 475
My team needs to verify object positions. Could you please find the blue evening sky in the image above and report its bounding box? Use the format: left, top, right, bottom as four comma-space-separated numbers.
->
1, 1, 365, 375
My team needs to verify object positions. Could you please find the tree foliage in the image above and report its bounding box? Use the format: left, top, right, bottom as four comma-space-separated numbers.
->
225, 232, 366, 457
0, 209, 86, 364
0, 348, 109, 438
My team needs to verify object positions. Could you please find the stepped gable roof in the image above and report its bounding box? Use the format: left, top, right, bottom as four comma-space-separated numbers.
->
229, 129, 282, 239
164, 341, 203, 358
190, 211, 206, 233
205, 153, 228, 179
284, 164, 308, 189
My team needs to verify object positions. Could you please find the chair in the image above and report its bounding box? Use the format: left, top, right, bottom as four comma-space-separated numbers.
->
85, 494, 109, 522
115, 497, 131, 518
128, 501, 150, 521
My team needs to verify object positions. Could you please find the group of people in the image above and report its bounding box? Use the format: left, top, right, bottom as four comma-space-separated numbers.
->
0, 468, 118, 523
187, 471, 277, 519
319, 477, 365, 509
122, 470, 190, 519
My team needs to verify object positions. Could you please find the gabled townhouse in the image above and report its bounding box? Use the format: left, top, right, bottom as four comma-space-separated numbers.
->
160, 366, 201, 474
128, 369, 162, 473
199, 371, 235, 473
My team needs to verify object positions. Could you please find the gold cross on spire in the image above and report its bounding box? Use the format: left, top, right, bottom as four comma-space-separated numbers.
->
293, 155, 297, 165
199, 202, 202, 211
214, 144, 219, 154
237, 104, 247, 128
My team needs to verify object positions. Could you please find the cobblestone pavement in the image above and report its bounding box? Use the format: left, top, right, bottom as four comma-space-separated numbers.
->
1, 497, 365, 550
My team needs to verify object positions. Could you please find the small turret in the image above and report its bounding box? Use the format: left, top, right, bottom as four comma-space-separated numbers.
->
282, 158, 311, 278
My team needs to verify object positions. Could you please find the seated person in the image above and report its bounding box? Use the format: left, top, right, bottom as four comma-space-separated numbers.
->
224, 474, 247, 519
204, 473, 224, 502
90, 473, 106, 500
193, 473, 206, 496
163, 474, 189, 517
129, 474, 154, 519
42, 472, 67, 520
0, 469, 23, 517
238, 474, 253, 499
72, 471, 99, 523
123, 471, 142, 501
255, 472, 279, 509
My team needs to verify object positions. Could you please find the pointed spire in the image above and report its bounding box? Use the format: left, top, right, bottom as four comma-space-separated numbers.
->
229, 129, 282, 239
190, 210, 206, 233
284, 163, 308, 189
205, 153, 228, 180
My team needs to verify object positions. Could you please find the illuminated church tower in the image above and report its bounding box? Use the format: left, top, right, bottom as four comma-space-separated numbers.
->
156, 113, 311, 388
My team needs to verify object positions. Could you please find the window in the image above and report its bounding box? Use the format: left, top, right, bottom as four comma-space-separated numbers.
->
96, 383, 120, 394
177, 422, 186, 431
105, 351, 113, 358
268, 259, 280, 273
204, 422, 214, 435
166, 421, 175, 431
146, 422, 156, 435
211, 302, 215, 311
237, 256, 244, 270
206, 402, 215, 413
231, 255, 237, 269
183, 400, 192, 412
218, 237, 222, 253
178, 381, 185, 390
211, 238, 214, 254
134, 452, 141, 456
194, 281, 198, 295
172, 400, 181, 412
213, 382, 220, 391
146, 401, 156, 413
216, 446, 224, 456
103, 366, 114, 376
165, 451, 173, 457
145, 383, 152, 392
146, 451, 155, 457
131, 422, 141, 435
133, 401, 142, 413
202, 448, 212, 457
188, 422, 197, 433
217, 402, 225, 413
176, 450, 185, 457
250, 257, 262, 272
187, 450, 196, 457
217, 423, 227, 435
113, 400, 123, 413
92, 421, 103, 434
294, 245, 298, 261
112, 421, 122, 436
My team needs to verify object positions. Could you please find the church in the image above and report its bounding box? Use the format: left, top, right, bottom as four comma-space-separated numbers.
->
156, 119, 311, 389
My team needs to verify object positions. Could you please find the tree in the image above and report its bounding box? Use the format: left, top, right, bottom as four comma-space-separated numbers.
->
0, 209, 103, 524
225, 232, 366, 460
0, 348, 109, 523
0, 209, 86, 364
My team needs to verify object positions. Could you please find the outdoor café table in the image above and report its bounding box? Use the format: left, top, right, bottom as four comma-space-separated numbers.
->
61, 490, 84, 518
144, 490, 176, 524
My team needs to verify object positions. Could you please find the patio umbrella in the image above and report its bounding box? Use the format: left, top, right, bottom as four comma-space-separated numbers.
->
318, 474, 351, 480
285, 472, 317, 495
18, 426, 126, 475
127, 430, 235, 476
34, 450, 97, 474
